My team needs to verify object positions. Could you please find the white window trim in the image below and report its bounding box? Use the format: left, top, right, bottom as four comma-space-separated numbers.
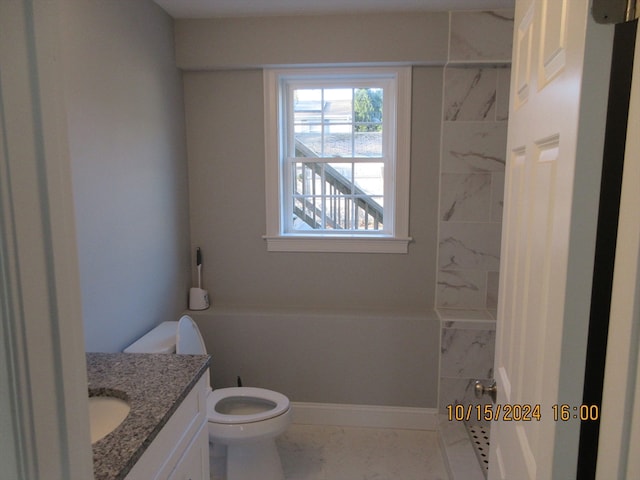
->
263, 66, 412, 253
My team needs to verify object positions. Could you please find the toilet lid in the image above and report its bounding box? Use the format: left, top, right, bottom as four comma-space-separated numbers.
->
176, 315, 207, 355
207, 387, 290, 424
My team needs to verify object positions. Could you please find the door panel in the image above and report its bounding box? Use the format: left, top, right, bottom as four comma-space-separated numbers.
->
514, 6, 534, 108
539, 0, 568, 84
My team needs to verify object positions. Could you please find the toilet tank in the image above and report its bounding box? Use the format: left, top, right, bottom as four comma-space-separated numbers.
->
123, 321, 178, 353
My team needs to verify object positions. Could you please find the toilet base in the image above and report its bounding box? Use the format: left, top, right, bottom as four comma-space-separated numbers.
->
224, 439, 284, 480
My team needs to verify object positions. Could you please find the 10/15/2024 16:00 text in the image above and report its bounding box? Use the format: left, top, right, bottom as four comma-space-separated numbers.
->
446, 404, 599, 422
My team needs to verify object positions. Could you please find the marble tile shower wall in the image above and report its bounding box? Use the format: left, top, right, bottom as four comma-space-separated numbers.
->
438, 11, 513, 412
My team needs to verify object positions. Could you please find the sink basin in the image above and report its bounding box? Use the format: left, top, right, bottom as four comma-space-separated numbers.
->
88, 395, 130, 443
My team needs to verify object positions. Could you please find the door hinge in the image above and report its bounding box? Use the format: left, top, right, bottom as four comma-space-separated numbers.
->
593, 0, 640, 24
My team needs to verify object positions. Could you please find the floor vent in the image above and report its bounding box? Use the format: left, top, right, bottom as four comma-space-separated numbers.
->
467, 423, 490, 477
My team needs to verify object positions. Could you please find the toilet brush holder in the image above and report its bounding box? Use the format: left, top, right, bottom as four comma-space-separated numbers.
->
189, 287, 209, 310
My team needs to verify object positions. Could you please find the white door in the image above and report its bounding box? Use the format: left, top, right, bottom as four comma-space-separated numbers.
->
489, 1, 615, 478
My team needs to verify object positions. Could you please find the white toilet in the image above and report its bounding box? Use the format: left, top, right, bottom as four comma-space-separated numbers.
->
124, 315, 292, 480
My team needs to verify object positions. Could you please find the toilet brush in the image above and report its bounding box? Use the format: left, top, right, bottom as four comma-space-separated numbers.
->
189, 247, 210, 310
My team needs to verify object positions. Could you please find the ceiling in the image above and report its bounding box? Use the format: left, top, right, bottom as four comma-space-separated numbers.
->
154, 0, 515, 18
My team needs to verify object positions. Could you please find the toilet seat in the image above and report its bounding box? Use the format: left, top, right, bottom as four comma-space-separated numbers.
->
207, 387, 290, 424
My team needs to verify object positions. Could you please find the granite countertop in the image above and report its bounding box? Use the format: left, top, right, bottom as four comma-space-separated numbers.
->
87, 352, 211, 480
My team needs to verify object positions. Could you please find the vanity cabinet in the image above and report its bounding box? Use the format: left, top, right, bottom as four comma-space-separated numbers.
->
125, 372, 210, 480
168, 424, 209, 480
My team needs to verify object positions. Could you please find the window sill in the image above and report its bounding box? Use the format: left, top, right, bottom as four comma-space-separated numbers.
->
263, 235, 412, 254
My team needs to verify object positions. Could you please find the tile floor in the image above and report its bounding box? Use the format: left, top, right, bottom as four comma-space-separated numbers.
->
275, 424, 450, 480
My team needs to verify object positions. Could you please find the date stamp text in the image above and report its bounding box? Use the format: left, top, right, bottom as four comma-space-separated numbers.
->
446, 404, 599, 422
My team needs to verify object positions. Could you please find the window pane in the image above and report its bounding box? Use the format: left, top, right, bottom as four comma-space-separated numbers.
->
324, 88, 353, 123
354, 163, 384, 196
293, 89, 323, 125
354, 88, 383, 125
354, 131, 383, 157
327, 162, 353, 187
354, 88, 383, 157
294, 162, 323, 196
355, 196, 384, 230
294, 131, 322, 157
292, 195, 323, 229
324, 125, 353, 158
326, 163, 353, 199
292, 197, 312, 229
325, 195, 351, 229
293, 89, 322, 157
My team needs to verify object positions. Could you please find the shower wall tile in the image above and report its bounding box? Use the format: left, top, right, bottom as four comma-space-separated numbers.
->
443, 68, 497, 121
490, 172, 505, 222
449, 11, 514, 63
442, 319, 495, 330
440, 377, 492, 411
438, 308, 495, 323
439, 222, 502, 271
437, 270, 487, 309
441, 328, 495, 378
442, 122, 507, 173
440, 173, 492, 222
486, 272, 500, 310
439, 325, 495, 413
496, 67, 512, 121
437, 15, 512, 416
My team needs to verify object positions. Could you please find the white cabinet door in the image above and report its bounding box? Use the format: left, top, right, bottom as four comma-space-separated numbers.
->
126, 373, 210, 480
169, 423, 210, 480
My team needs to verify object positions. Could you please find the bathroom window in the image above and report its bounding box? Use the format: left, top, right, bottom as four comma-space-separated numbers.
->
263, 67, 412, 253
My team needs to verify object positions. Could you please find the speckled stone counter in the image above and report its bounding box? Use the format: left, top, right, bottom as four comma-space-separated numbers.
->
87, 352, 211, 480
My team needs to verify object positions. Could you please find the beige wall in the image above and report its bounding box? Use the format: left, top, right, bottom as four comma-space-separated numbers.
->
184, 67, 441, 311
194, 309, 439, 407
175, 13, 449, 69
61, 0, 191, 352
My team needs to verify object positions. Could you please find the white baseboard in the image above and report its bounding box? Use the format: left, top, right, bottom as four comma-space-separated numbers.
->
290, 402, 439, 431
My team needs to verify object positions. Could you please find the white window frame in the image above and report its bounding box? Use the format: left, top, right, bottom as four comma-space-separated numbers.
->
263, 66, 412, 253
